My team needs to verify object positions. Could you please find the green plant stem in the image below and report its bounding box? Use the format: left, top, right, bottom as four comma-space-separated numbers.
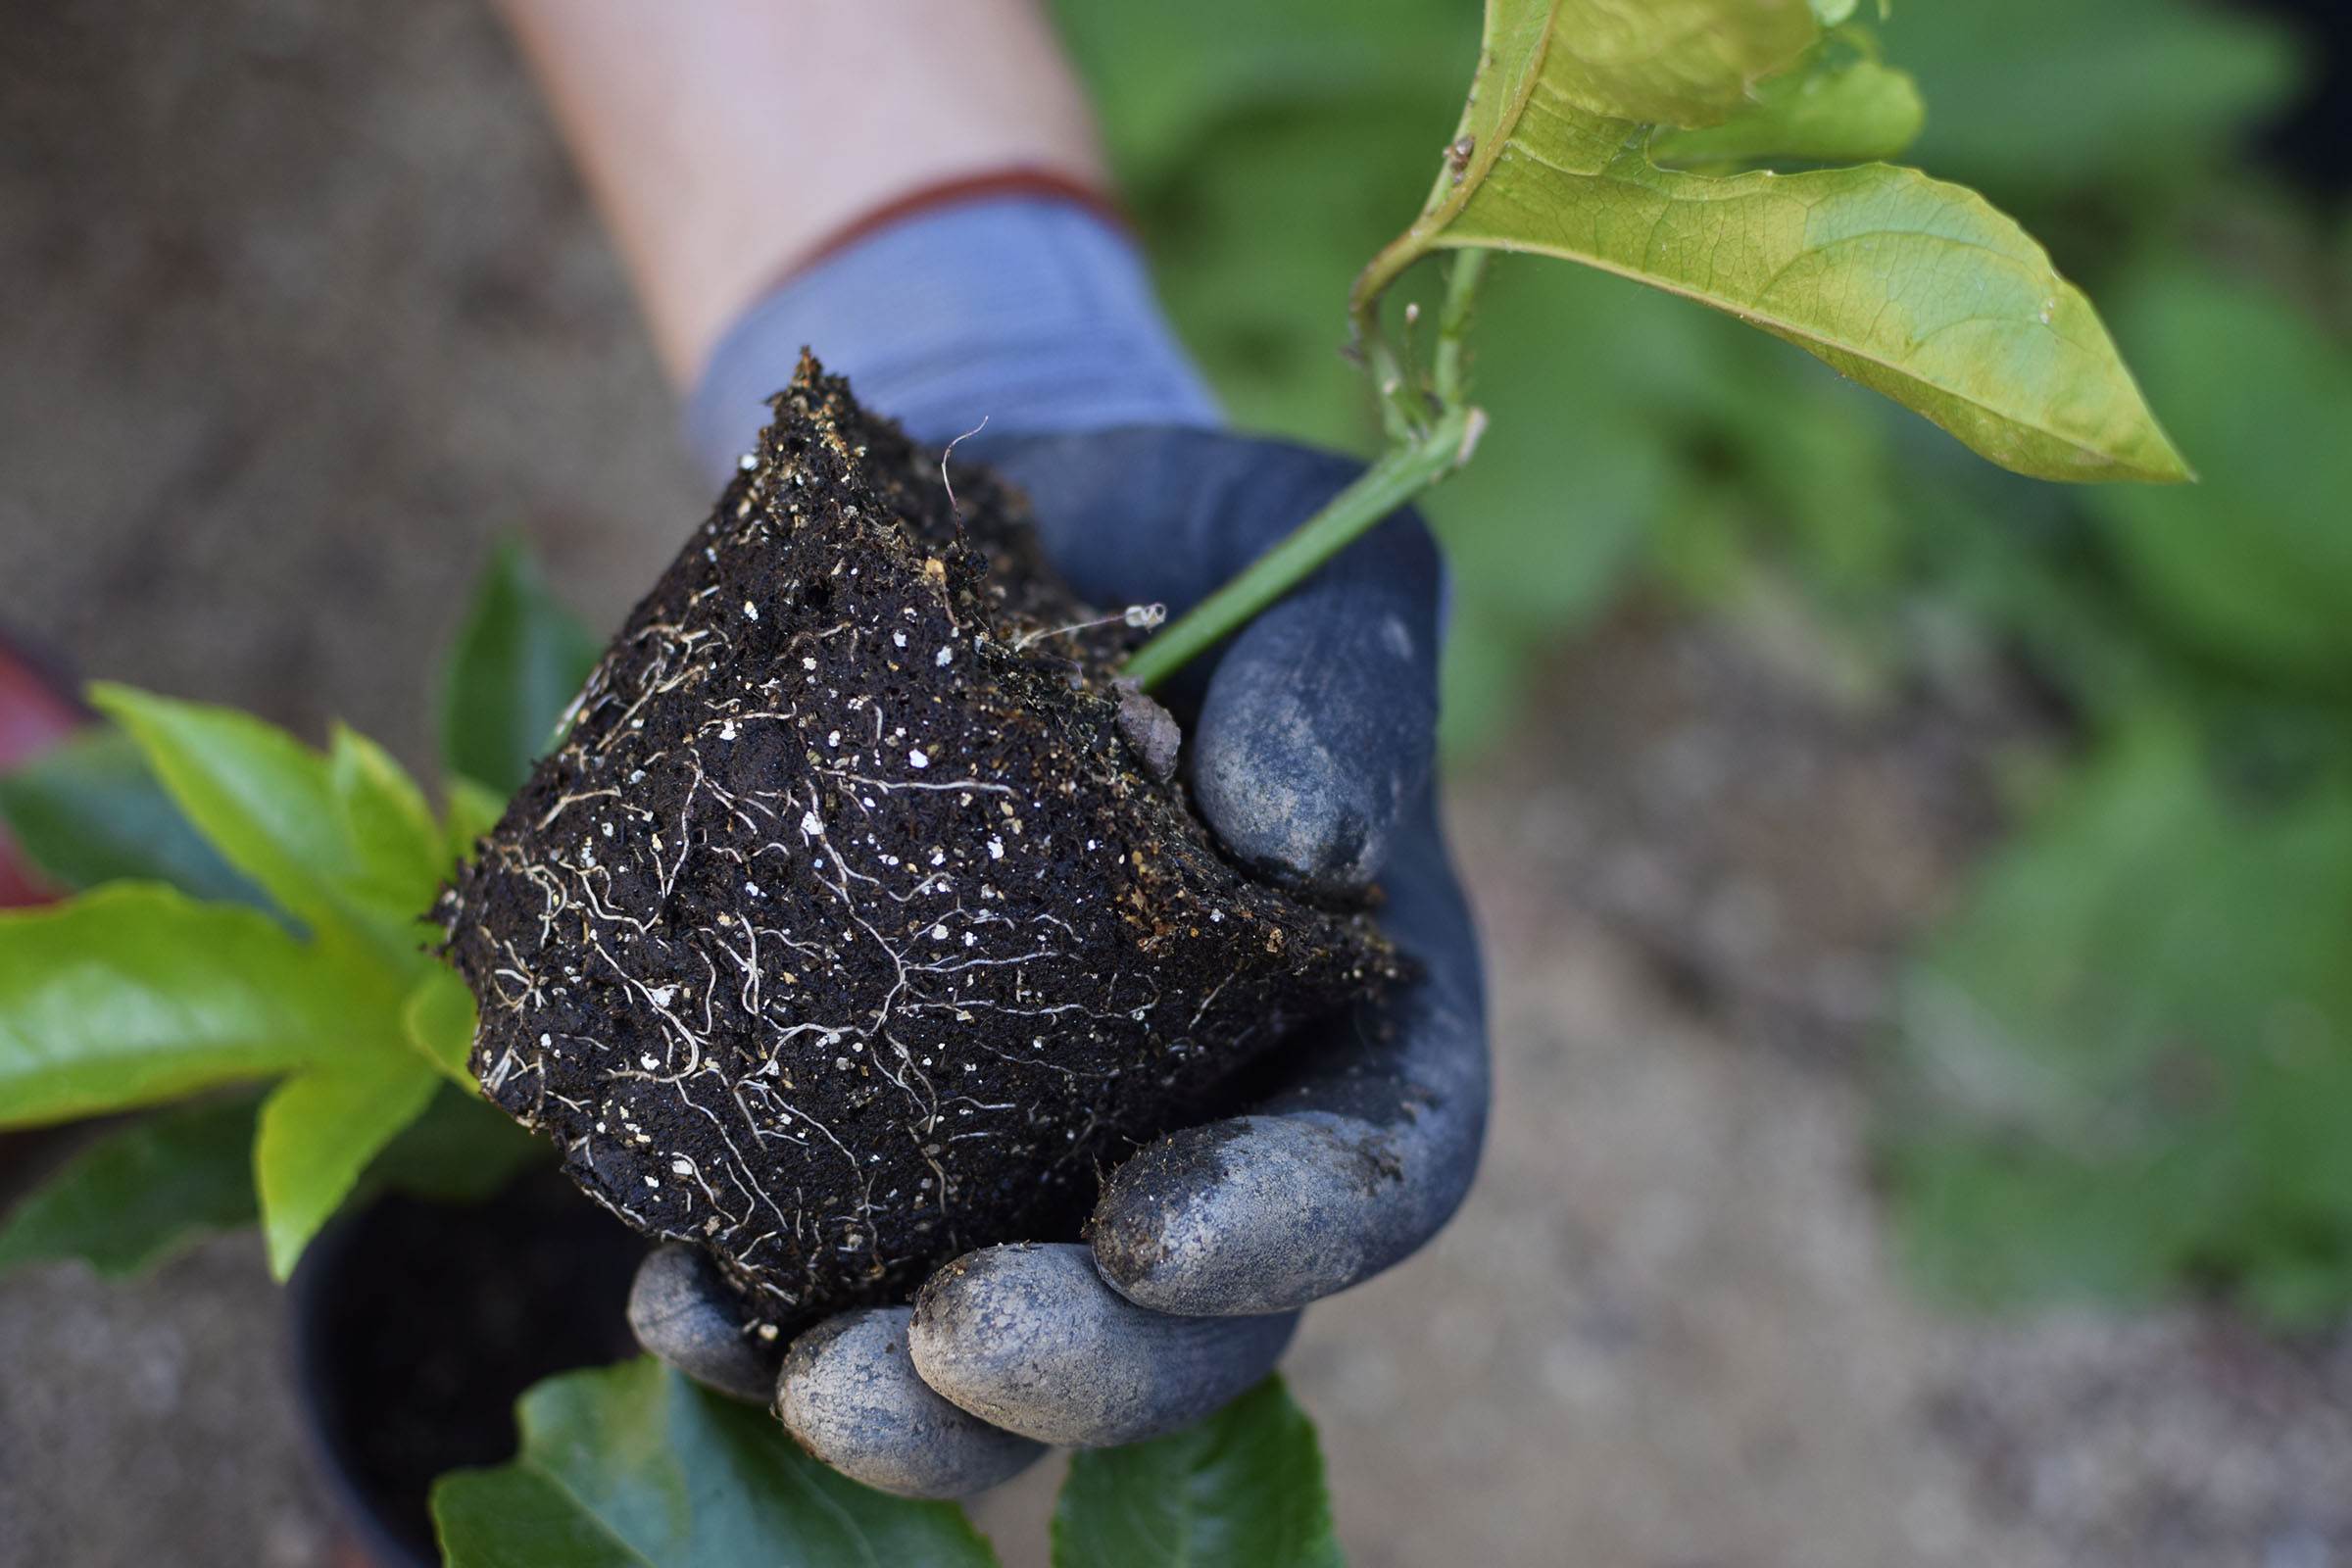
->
1431, 249, 1489, 409
1357, 301, 1419, 446
1120, 402, 1481, 692
1122, 246, 1492, 692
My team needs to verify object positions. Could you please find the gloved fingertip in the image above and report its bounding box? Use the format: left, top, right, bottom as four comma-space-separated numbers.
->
1192, 610, 1433, 899
777, 1307, 1045, 1498
908, 1242, 1297, 1447
1092, 1115, 1407, 1316
626, 1244, 780, 1403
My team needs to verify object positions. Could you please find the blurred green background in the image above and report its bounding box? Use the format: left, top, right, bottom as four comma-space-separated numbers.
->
1048, 0, 2352, 1326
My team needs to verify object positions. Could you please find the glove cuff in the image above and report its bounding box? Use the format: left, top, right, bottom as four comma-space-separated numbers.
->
686, 188, 1221, 483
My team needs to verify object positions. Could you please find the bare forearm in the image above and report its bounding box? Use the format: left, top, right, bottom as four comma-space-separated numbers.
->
493, 0, 1105, 387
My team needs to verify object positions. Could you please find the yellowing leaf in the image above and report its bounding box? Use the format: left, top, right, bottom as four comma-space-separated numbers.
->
1650, 47, 1923, 167
1359, 0, 2185, 488
0, 884, 346, 1128
1514, 0, 1817, 128
256, 1045, 442, 1278
1437, 98, 2188, 482
1424, 0, 1817, 235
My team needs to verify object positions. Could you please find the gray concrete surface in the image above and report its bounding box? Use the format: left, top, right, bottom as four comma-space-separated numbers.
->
4, 4, 2350, 1566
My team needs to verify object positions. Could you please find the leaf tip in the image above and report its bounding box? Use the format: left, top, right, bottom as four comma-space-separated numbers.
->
263, 1216, 310, 1282
82, 681, 140, 723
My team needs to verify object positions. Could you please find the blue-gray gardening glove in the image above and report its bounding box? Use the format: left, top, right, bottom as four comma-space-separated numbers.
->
628, 197, 1491, 1497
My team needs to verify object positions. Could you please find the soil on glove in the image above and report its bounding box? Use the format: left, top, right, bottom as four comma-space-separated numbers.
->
440, 357, 1396, 1340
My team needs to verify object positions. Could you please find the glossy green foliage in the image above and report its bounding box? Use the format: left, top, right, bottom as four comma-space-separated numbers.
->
430, 1362, 1355, 1568
405, 963, 482, 1086
1890, 729, 2352, 1324
257, 1047, 445, 1278
55, 692, 458, 1275
432, 1358, 1002, 1568
0, 884, 357, 1128
0, 543, 586, 1279
0, 726, 265, 906
1054, 1378, 1346, 1568
91, 686, 443, 970
0, 1094, 262, 1275
439, 538, 602, 799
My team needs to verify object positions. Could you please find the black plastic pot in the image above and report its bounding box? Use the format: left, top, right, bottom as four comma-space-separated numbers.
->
291, 1166, 649, 1568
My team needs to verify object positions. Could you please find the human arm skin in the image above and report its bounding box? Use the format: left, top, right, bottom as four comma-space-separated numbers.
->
491, 0, 1105, 387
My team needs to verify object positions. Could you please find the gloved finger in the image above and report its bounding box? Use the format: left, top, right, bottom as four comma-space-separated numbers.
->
1187, 556, 1437, 896
975, 429, 1442, 896
777, 1306, 1046, 1499
1090, 790, 1488, 1316
626, 1244, 781, 1402
907, 1242, 1298, 1446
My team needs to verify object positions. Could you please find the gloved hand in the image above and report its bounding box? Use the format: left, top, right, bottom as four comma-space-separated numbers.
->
625, 423, 1489, 1497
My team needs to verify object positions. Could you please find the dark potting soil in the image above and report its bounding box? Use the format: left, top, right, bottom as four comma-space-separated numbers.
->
297, 1167, 647, 1563
441, 357, 1396, 1343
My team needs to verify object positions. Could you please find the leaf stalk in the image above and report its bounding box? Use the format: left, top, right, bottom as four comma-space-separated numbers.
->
1122, 248, 1492, 691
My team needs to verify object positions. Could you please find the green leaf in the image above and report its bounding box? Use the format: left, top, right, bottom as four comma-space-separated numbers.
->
1888, 725, 2352, 1324
0, 1093, 261, 1275
1650, 44, 1924, 167
0, 884, 346, 1128
441, 540, 602, 799
256, 1044, 443, 1279
90, 686, 440, 968
403, 962, 478, 1086
1504, 0, 1818, 130
2082, 266, 2352, 687
363, 1081, 543, 1204
330, 722, 447, 913
433, 1357, 1001, 1568
1434, 101, 2189, 483
0, 727, 269, 906
1053, 1378, 1345, 1568
446, 775, 510, 864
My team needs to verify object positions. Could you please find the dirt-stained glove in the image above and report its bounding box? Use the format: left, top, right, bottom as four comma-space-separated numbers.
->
627, 424, 1489, 1496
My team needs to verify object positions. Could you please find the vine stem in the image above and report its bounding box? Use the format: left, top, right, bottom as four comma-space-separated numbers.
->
1120, 247, 1492, 692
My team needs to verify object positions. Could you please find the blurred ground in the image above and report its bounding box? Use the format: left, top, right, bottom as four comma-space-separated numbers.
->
3, 4, 2349, 1566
